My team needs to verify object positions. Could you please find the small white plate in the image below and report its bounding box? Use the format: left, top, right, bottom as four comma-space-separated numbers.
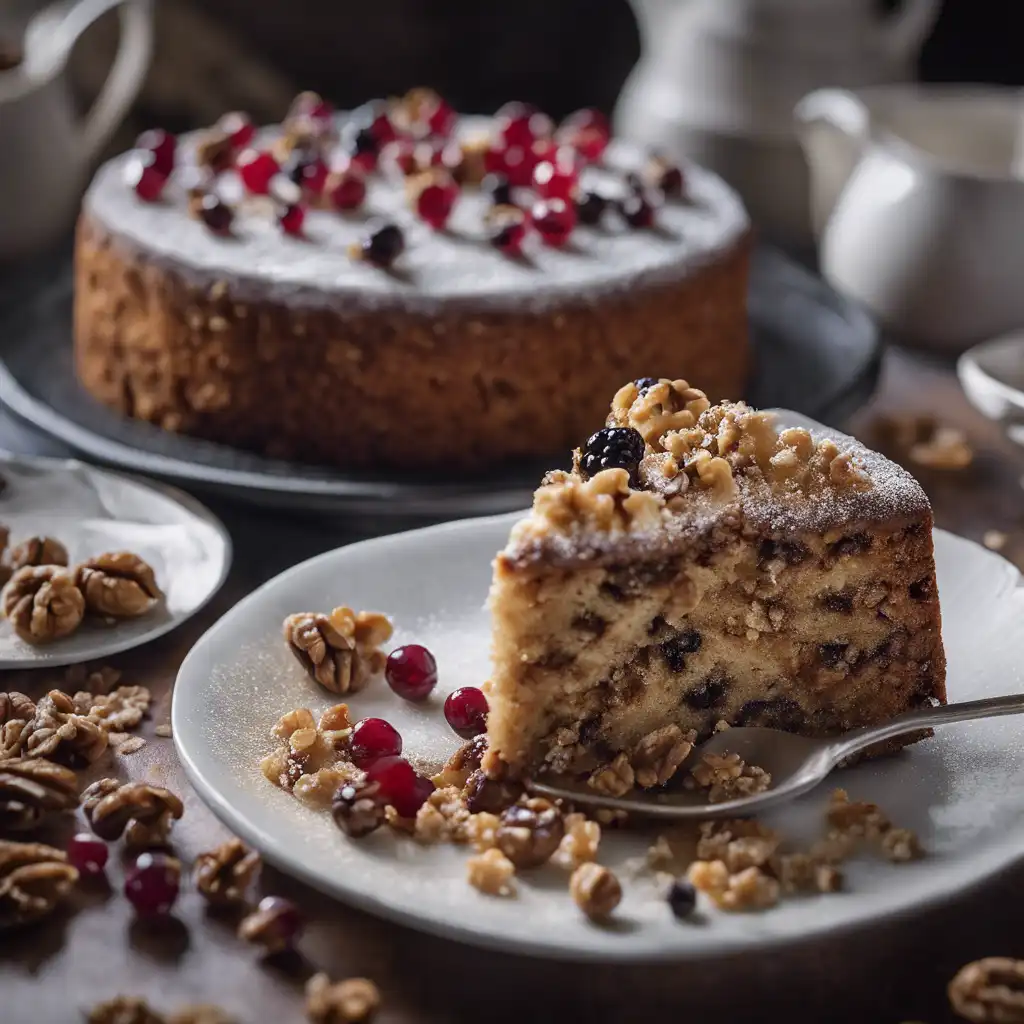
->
958, 332, 1024, 445
174, 512, 1024, 962
0, 452, 231, 668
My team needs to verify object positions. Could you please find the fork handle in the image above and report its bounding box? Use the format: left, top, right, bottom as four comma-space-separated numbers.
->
827, 693, 1024, 766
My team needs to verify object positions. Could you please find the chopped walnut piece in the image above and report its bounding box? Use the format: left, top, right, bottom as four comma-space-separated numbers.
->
588, 753, 634, 797
495, 797, 564, 868
464, 810, 500, 851
2, 566, 85, 643
194, 838, 261, 908
82, 778, 184, 844
195, 128, 234, 173
75, 552, 163, 618
632, 724, 694, 788
86, 996, 166, 1024
82, 685, 152, 732
466, 847, 516, 896
261, 704, 353, 793
432, 734, 487, 789
696, 819, 778, 863
332, 781, 386, 838
14, 690, 107, 766
413, 786, 471, 844
774, 852, 844, 894
168, 1006, 236, 1024
689, 752, 771, 804
570, 862, 622, 921
0, 692, 35, 758
8, 536, 68, 570
0, 838, 78, 930
305, 972, 381, 1024
881, 827, 922, 863
609, 378, 711, 450
527, 468, 665, 537
283, 608, 392, 694
826, 788, 890, 839
688, 859, 780, 911
0, 757, 78, 831
552, 813, 601, 870
949, 958, 1024, 1024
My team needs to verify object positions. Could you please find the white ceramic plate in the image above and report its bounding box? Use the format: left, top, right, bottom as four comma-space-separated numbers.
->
958, 332, 1024, 446
173, 512, 1024, 962
0, 452, 231, 668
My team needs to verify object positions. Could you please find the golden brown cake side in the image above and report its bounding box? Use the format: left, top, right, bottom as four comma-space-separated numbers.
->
73, 216, 750, 473
484, 385, 945, 780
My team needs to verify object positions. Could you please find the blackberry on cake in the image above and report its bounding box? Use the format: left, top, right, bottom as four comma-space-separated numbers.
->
484, 379, 946, 783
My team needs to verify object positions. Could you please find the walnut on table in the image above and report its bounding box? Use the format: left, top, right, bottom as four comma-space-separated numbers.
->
0, 691, 36, 759
8, 535, 69, 571
0, 757, 78, 832
570, 862, 622, 921
0, 838, 78, 930
282, 607, 392, 695
2, 566, 85, 644
193, 838, 261, 908
949, 957, 1024, 1024
10, 690, 108, 766
75, 552, 163, 618
305, 972, 381, 1024
82, 778, 184, 849
78, 685, 152, 732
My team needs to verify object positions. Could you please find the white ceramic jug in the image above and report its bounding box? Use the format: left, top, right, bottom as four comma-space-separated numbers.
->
0, 0, 152, 262
614, 0, 940, 251
796, 85, 1024, 353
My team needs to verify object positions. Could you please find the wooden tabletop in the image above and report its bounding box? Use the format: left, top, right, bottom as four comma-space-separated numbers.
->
2, 347, 1023, 1024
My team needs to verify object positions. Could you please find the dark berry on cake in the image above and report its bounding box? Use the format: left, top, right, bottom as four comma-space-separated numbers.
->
620, 191, 658, 229
648, 155, 685, 199
486, 206, 529, 256
482, 172, 513, 207
557, 107, 610, 164
413, 171, 459, 230
135, 129, 176, 176
580, 426, 645, 480
576, 191, 608, 226
196, 194, 234, 235
328, 168, 366, 212
532, 197, 577, 248
344, 126, 379, 174
667, 880, 697, 919
495, 101, 554, 149
359, 223, 405, 268
277, 203, 306, 236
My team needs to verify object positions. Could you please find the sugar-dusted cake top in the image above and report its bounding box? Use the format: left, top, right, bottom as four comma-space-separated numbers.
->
84, 88, 749, 315
504, 379, 931, 566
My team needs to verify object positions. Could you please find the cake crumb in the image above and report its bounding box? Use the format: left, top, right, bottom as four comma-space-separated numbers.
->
881, 827, 923, 863
155, 724, 173, 738
687, 860, 780, 911
983, 530, 1008, 551
466, 848, 516, 896
689, 752, 772, 803
112, 735, 146, 755
552, 813, 601, 870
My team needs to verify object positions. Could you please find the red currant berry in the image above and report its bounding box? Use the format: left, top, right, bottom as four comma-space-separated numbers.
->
328, 168, 366, 211
237, 149, 280, 195
350, 718, 403, 768
366, 755, 417, 809
125, 852, 180, 917
427, 97, 456, 138
217, 111, 255, 151
381, 139, 419, 177
253, 895, 304, 948
532, 197, 576, 247
558, 108, 610, 164
533, 158, 579, 202
135, 129, 176, 176
396, 775, 436, 819
415, 175, 459, 230
296, 156, 329, 196
484, 142, 534, 187
278, 203, 306, 236
495, 102, 553, 149
125, 153, 167, 202
370, 111, 397, 147
385, 644, 438, 701
444, 687, 489, 739
68, 833, 108, 878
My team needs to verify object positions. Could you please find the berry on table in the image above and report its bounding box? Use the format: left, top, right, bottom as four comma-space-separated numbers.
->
67, 833, 108, 878
327, 168, 367, 211
349, 718, 403, 768
414, 171, 459, 230
124, 152, 167, 202
357, 222, 405, 268
580, 426, 646, 480
444, 687, 489, 739
135, 128, 176, 175
217, 111, 255, 151
531, 197, 576, 248
385, 644, 438, 701
575, 190, 608, 226
125, 852, 180, 917
495, 101, 553, 149
481, 172, 513, 207
277, 202, 306, 236
237, 149, 280, 195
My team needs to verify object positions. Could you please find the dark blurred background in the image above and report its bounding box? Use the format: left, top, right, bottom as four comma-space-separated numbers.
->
74, 0, 1022, 147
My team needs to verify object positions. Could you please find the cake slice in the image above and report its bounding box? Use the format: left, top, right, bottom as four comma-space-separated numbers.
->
484, 379, 945, 784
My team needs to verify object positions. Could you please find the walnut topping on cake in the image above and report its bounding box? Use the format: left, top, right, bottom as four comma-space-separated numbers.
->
609, 379, 711, 450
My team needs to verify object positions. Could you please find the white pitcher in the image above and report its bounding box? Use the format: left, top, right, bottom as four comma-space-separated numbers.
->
0, 0, 152, 263
614, 0, 940, 250
796, 85, 1024, 353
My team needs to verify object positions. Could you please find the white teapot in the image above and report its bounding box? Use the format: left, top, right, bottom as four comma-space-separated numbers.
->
796, 85, 1024, 353
0, 0, 152, 263
614, 0, 940, 250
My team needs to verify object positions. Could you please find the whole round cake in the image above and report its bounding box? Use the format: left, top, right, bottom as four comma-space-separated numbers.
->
74, 91, 751, 472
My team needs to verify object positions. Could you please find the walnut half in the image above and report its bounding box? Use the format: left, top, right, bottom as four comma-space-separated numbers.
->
82, 778, 184, 846
283, 607, 392, 695
0, 838, 78, 930
75, 552, 163, 618
2, 566, 85, 644
0, 757, 78, 832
